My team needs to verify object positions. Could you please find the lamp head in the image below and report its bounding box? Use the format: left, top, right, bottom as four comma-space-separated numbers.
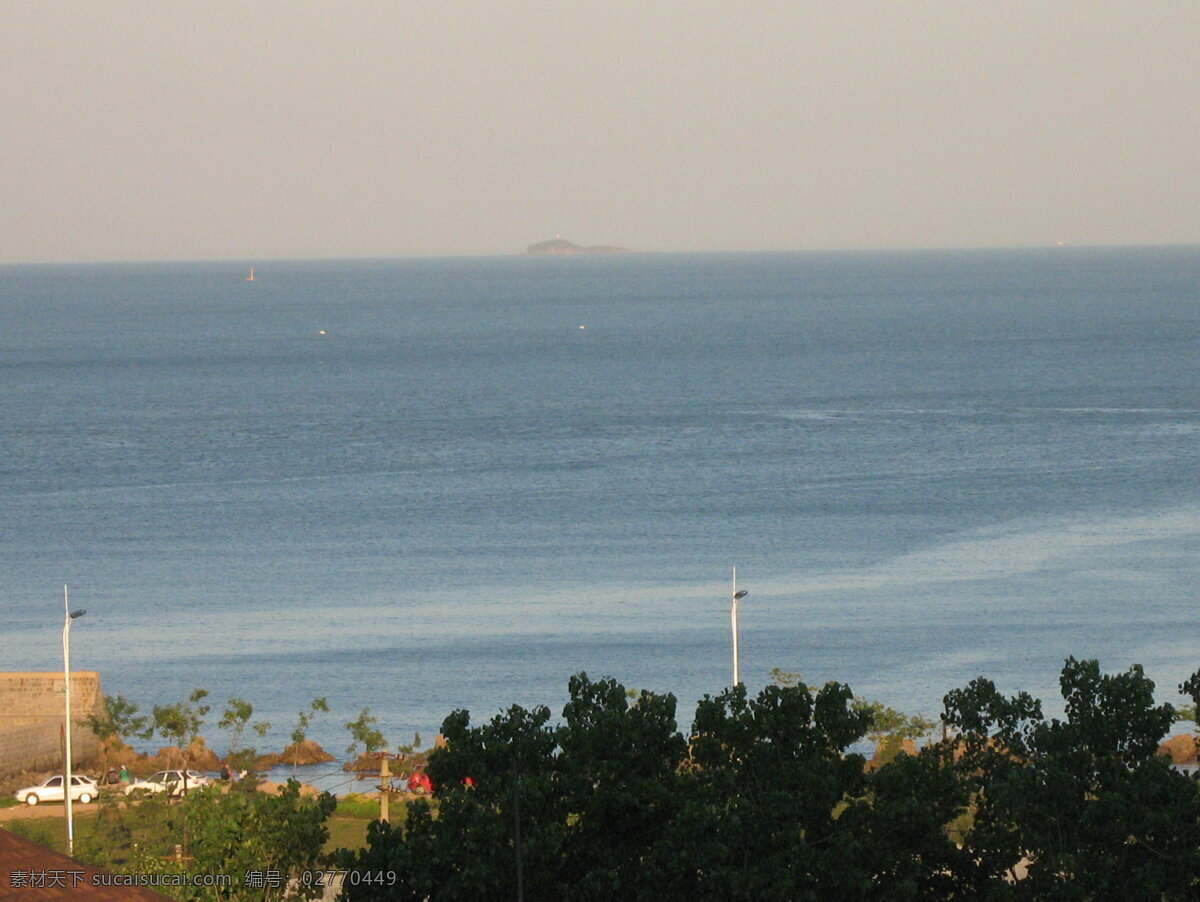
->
733, 590, 748, 601
69, 609, 86, 620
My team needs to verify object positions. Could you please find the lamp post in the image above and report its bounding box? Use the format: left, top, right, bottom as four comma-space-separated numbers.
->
62, 586, 86, 858
731, 567, 748, 687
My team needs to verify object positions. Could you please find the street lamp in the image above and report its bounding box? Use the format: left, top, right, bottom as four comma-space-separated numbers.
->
731, 567, 748, 687
62, 586, 86, 858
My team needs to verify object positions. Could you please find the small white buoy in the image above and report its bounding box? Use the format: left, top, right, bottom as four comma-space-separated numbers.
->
579, 325, 586, 330
318, 330, 327, 336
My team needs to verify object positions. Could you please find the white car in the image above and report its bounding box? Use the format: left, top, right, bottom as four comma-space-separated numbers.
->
123, 769, 212, 797
15, 775, 99, 806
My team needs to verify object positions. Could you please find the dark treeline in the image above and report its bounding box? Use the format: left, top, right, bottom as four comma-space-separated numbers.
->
340, 659, 1200, 901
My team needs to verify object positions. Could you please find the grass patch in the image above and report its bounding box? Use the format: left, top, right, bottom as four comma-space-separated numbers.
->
335, 793, 381, 819
5, 818, 66, 854
325, 794, 421, 854
325, 815, 371, 853
74, 795, 188, 869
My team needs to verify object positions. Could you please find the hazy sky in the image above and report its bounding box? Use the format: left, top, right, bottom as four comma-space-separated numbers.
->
3, 2, 1198, 263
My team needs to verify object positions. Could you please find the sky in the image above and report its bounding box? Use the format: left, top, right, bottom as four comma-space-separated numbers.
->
3, 2, 1198, 263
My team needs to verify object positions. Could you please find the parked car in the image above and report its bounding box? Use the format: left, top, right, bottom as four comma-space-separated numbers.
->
407, 765, 433, 795
123, 770, 212, 797
14, 774, 99, 806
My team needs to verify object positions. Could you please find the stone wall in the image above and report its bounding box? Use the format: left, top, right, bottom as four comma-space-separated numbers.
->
0, 672, 105, 777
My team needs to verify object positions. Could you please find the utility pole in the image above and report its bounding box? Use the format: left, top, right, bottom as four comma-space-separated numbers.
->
358, 752, 397, 824
379, 754, 391, 824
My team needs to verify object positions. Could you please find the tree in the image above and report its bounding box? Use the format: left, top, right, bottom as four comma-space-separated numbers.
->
337, 662, 1200, 900
341, 674, 875, 900
152, 689, 211, 767
393, 732, 423, 757
345, 707, 387, 758
1179, 671, 1200, 726
86, 694, 152, 775
857, 700, 938, 764
665, 680, 878, 899
342, 674, 689, 901
154, 780, 335, 901
770, 665, 936, 764
218, 697, 270, 773
942, 657, 1200, 896
286, 696, 330, 774
291, 696, 330, 746
768, 666, 804, 688
218, 697, 270, 755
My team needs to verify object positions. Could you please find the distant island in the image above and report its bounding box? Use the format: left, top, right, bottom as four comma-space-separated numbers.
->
527, 237, 629, 255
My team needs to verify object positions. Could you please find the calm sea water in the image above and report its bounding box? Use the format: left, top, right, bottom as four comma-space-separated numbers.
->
2, 248, 1199, 767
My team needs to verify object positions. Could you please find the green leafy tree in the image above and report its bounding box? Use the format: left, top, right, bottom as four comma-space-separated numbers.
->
943, 656, 1200, 896
664, 680, 877, 899
345, 707, 387, 757
287, 696, 330, 774
153, 689, 211, 767
342, 674, 878, 900
856, 700, 938, 765
1172, 702, 1197, 723
217, 697, 270, 774
768, 666, 804, 688
1179, 672, 1200, 727
336, 661, 1200, 900
86, 694, 152, 774
771, 665, 936, 764
342, 673, 688, 901
291, 696, 330, 746
218, 697, 270, 756
120, 780, 336, 901
394, 732, 423, 756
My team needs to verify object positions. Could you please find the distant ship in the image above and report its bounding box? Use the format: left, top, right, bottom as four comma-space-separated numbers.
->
245, 267, 257, 282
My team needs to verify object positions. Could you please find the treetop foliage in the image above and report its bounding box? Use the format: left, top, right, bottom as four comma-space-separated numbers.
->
345, 707, 388, 756
152, 688, 211, 763
341, 661, 1200, 901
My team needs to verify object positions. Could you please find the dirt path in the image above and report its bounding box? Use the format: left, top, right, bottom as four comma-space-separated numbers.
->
0, 801, 104, 822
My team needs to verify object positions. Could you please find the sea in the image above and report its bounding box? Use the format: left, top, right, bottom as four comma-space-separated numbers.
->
2, 247, 1199, 784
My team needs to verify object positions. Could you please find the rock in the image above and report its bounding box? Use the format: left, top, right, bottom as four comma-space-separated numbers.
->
255, 780, 322, 798
108, 740, 141, 767
184, 738, 221, 770
279, 740, 334, 766
143, 739, 220, 771
151, 746, 183, 769
254, 752, 283, 770
1157, 733, 1197, 765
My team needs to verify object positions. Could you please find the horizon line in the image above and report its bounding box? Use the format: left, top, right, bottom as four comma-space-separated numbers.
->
3, 240, 1199, 269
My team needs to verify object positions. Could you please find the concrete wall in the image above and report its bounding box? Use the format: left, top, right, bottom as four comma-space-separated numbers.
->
0, 672, 105, 777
